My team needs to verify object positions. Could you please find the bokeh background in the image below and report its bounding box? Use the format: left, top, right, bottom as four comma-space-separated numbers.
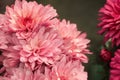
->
0, 0, 108, 80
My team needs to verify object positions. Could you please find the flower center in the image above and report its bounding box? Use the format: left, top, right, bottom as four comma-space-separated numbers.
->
23, 17, 32, 26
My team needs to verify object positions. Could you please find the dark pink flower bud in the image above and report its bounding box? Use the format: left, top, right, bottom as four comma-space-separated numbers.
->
100, 48, 112, 62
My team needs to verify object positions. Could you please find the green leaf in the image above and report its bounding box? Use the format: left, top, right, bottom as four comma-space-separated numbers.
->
88, 65, 107, 80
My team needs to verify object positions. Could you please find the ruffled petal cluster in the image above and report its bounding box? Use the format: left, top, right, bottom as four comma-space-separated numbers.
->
45, 57, 87, 80
0, 57, 87, 80
53, 20, 91, 63
20, 27, 63, 69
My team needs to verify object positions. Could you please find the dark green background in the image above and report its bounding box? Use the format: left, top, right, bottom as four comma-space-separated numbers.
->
0, 0, 109, 80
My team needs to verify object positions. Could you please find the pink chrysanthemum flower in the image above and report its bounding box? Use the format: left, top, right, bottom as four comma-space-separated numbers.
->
5, 0, 57, 39
110, 49, 120, 80
0, 66, 45, 80
20, 27, 63, 69
98, 0, 120, 46
54, 19, 91, 63
45, 56, 87, 80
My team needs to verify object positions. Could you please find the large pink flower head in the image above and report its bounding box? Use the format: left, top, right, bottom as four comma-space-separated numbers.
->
98, 0, 120, 46
45, 56, 87, 80
19, 27, 63, 69
5, 0, 57, 39
110, 49, 120, 80
54, 19, 91, 63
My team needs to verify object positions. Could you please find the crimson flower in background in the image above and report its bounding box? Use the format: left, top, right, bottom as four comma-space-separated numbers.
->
110, 49, 120, 80
98, 0, 120, 46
